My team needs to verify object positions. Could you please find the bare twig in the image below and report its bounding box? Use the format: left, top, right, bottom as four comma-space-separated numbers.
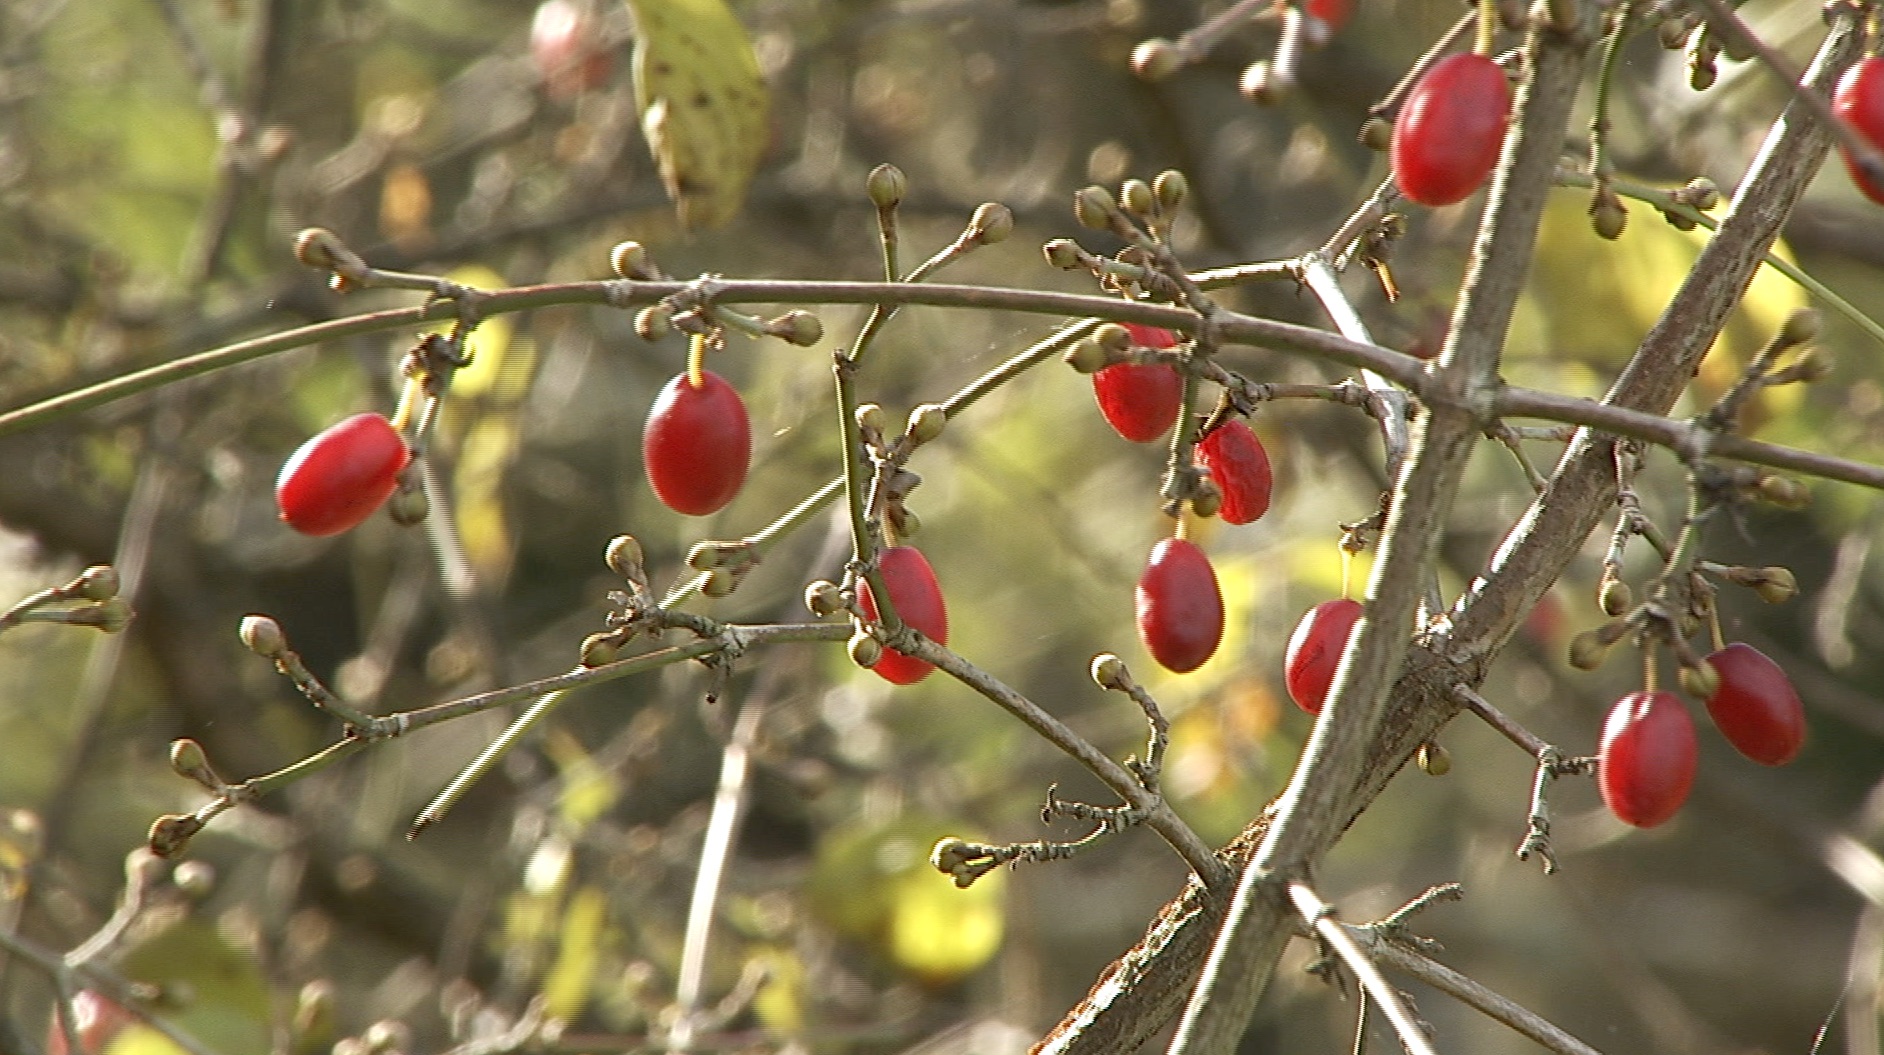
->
1288, 882, 1439, 1055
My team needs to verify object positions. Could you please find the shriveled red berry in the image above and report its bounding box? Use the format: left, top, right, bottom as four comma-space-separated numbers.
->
276, 413, 410, 536
1390, 53, 1511, 207
857, 546, 948, 685
1598, 690, 1697, 828
1703, 642, 1805, 766
1135, 537, 1224, 673
1092, 324, 1182, 443
643, 370, 752, 516
1195, 419, 1273, 525
1833, 56, 1884, 204
1284, 598, 1362, 714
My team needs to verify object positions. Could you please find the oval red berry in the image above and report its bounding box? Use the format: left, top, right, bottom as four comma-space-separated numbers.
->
1390, 53, 1511, 207
1135, 537, 1224, 673
1704, 642, 1805, 766
857, 545, 948, 685
276, 412, 410, 536
1598, 690, 1697, 828
1834, 56, 1884, 204
1092, 325, 1182, 443
1284, 598, 1362, 714
643, 370, 752, 516
1196, 419, 1273, 525
1304, 0, 1350, 32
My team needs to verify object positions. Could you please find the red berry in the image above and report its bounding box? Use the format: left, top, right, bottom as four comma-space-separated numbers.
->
45, 991, 134, 1055
1092, 325, 1182, 443
857, 546, 948, 685
1284, 598, 1362, 714
1833, 56, 1884, 204
276, 413, 410, 536
1195, 419, 1273, 525
531, 0, 613, 100
643, 370, 751, 516
1598, 690, 1697, 829
1303, 0, 1350, 32
1135, 537, 1224, 673
1390, 53, 1511, 207
1703, 643, 1805, 766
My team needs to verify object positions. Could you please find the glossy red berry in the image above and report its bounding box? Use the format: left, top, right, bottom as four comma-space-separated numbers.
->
1135, 537, 1224, 673
531, 0, 613, 100
1195, 419, 1273, 525
1703, 643, 1805, 766
857, 546, 948, 685
276, 413, 410, 536
1284, 598, 1362, 714
643, 370, 752, 516
1092, 325, 1182, 443
1833, 56, 1884, 204
1390, 53, 1511, 207
1598, 690, 1697, 828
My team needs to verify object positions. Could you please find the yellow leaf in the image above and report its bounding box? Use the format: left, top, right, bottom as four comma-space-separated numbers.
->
888, 864, 1003, 986
752, 946, 807, 1035
542, 885, 610, 1022
623, 0, 769, 229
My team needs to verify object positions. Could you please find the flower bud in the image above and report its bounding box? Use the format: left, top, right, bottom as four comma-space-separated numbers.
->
1090, 652, 1127, 690
1416, 741, 1452, 776
1130, 38, 1182, 82
240, 614, 287, 658
905, 404, 948, 446
610, 240, 652, 279
580, 632, 620, 668
804, 579, 844, 617
769, 310, 824, 347
702, 568, 736, 597
1589, 186, 1627, 241
867, 163, 907, 209
387, 479, 428, 526
1679, 176, 1721, 212
1063, 337, 1111, 374
1043, 238, 1084, 270
1358, 116, 1393, 152
1598, 575, 1632, 617
1757, 474, 1810, 509
1094, 322, 1133, 356
1073, 185, 1117, 230
1779, 307, 1821, 347
634, 304, 673, 342
148, 813, 205, 858
1753, 566, 1797, 604
1679, 657, 1721, 699
170, 738, 212, 784
89, 597, 133, 634
606, 534, 645, 579
969, 202, 1013, 244
293, 227, 352, 271
172, 860, 216, 899
1569, 626, 1616, 670
848, 629, 883, 669
687, 542, 725, 570
1153, 170, 1189, 211
855, 403, 887, 436
1119, 179, 1155, 218
1790, 347, 1833, 383
76, 565, 120, 601
1191, 477, 1222, 519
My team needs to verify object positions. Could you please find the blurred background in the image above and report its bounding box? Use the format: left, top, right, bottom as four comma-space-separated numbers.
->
2, 0, 1884, 1052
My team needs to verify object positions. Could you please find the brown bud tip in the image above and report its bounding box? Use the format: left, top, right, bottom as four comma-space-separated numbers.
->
1680, 176, 1721, 212
1119, 179, 1155, 218
1090, 652, 1128, 690
848, 629, 883, 669
148, 813, 205, 858
969, 202, 1014, 245
867, 163, 907, 209
169, 738, 210, 781
1754, 566, 1798, 604
1358, 116, 1393, 152
1043, 238, 1084, 270
1153, 170, 1189, 211
293, 227, 350, 271
605, 534, 645, 579
855, 402, 887, 436
633, 305, 673, 342
294, 981, 337, 1042
1063, 338, 1111, 374
1568, 627, 1614, 670
1073, 185, 1118, 230
76, 565, 120, 601
1679, 658, 1721, 699
239, 614, 286, 658
1599, 576, 1633, 617
1130, 38, 1182, 82
702, 568, 736, 597
1094, 322, 1133, 356
579, 632, 620, 668
805, 579, 845, 618
1416, 741, 1452, 776
609, 240, 652, 280
1779, 307, 1821, 347
905, 404, 948, 446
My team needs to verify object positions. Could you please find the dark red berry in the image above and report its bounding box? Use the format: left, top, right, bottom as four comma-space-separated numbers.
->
532, 0, 613, 100
1196, 419, 1273, 525
643, 370, 752, 516
1390, 53, 1511, 207
1092, 325, 1182, 443
1304, 0, 1350, 32
1598, 690, 1697, 828
276, 413, 410, 536
857, 546, 948, 685
1284, 598, 1362, 714
1703, 643, 1805, 766
1833, 56, 1884, 204
1135, 537, 1224, 673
